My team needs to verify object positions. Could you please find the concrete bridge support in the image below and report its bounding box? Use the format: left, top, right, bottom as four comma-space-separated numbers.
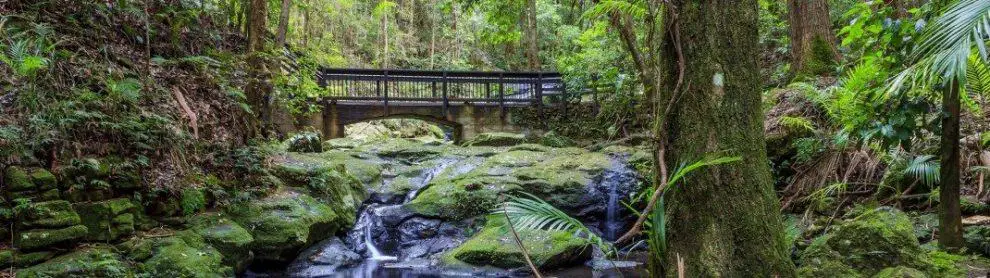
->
314, 101, 529, 142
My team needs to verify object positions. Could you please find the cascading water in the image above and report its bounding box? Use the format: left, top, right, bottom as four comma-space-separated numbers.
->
599, 157, 639, 241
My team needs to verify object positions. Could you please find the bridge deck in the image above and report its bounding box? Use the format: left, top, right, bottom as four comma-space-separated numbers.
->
317, 68, 565, 105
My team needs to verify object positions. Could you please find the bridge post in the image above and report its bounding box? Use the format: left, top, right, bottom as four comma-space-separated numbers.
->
536, 72, 544, 119
498, 73, 506, 120
384, 70, 390, 116
442, 71, 450, 121
323, 100, 344, 139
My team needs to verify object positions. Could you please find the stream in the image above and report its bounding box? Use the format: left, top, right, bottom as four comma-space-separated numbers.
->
248, 150, 646, 277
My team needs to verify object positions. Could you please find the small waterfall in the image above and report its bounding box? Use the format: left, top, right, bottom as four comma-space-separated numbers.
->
600, 157, 638, 241
364, 219, 396, 261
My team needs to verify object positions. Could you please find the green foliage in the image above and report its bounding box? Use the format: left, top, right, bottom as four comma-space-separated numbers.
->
904, 155, 940, 188
180, 188, 206, 216
500, 192, 615, 257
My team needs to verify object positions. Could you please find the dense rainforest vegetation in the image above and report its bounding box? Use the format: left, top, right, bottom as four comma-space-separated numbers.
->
1, 0, 990, 277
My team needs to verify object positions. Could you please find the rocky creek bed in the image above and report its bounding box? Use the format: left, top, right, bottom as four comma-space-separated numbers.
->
3, 133, 990, 277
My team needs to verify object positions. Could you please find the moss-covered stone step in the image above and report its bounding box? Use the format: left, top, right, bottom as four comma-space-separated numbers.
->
0, 248, 54, 268
15, 225, 89, 250
443, 215, 590, 270
16, 200, 81, 229
73, 198, 137, 241
4, 167, 59, 201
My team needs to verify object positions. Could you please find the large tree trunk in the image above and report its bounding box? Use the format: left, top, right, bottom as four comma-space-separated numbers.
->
939, 81, 964, 251
525, 0, 540, 70
661, 1, 796, 276
787, 0, 839, 75
247, 0, 267, 53
275, 0, 292, 48
245, 0, 269, 137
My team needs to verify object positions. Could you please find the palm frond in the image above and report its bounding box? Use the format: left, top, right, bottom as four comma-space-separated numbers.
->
890, 0, 990, 94
498, 192, 616, 256
905, 155, 940, 187
666, 156, 742, 188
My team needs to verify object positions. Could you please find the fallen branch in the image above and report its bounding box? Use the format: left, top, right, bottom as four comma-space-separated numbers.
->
171, 87, 199, 139
502, 201, 543, 278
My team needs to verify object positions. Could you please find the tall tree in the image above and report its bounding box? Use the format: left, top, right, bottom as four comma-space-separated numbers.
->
245, 0, 269, 137
275, 0, 292, 48
787, 0, 839, 75
246, 0, 267, 53
660, 0, 796, 275
525, 0, 540, 70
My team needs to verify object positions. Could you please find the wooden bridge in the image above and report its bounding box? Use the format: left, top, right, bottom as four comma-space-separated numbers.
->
314, 68, 576, 141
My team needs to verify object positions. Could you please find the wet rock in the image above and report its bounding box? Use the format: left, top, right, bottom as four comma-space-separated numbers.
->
15, 245, 132, 277
288, 237, 361, 274
444, 215, 591, 270
398, 217, 441, 242
73, 198, 137, 241
187, 212, 255, 273
227, 188, 345, 264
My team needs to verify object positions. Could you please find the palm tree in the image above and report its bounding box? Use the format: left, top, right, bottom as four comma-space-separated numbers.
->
888, 0, 990, 250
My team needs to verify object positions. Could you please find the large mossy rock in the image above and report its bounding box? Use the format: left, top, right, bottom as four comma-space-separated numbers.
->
73, 198, 137, 241
444, 215, 590, 270
227, 188, 345, 263
187, 213, 255, 273
119, 231, 232, 277
461, 132, 528, 147
271, 152, 369, 226
15, 245, 132, 278
797, 207, 962, 277
407, 149, 611, 219
273, 151, 383, 189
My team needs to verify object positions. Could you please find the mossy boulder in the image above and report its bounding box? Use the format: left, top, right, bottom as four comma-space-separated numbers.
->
5, 166, 35, 191
73, 198, 137, 241
444, 215, 590, 270
15, 245, 133, 278
186, 213, 255, 273
122, 232, 232, 277
355, 138, 445, 160
227, 188, 345, 263
798, 207, 962, 277
273, 151, 383, 188
271, 153, 367, 226
461, 132, 528, 147
407, 149, 612, 220
4, 167, 59, 201
537, 131, 575, 148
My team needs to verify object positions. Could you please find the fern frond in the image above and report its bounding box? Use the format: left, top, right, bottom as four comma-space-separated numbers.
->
905, 155, 940, 187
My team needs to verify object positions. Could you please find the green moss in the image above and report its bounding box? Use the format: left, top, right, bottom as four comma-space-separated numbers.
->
508, 144, 551, 153
4, 166, 34, 192
461, 132, 528, 147
73, 198, 137, 241
15, 245, 132, 278
180, 188, 206, 216
186, 213, 255, 272
28, 169, 56, 190
960, 196, 989, 215
139, 234, 232, 277
871, 266, 926, 278
1, 249, 56, 268
796, 259, 863, 278
923, 250, 965, 277
16, 200, 82, 229
227, 188, 342, 263
538, 131, 575, 148
16, 225, 88, 250
800, 207, 962, 277
444, 215, 589, 269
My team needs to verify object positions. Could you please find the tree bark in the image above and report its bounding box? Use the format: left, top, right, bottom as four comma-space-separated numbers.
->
525, 0, 540, 70
247, 0, 267, 53
939, 81, 964, 251
787, 0, 839, 75
246, 0, 269, 138
275, 0, 292, 49
661, 1, 796, 276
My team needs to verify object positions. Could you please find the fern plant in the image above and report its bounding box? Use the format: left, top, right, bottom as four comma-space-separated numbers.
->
904, 155, 940, 188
